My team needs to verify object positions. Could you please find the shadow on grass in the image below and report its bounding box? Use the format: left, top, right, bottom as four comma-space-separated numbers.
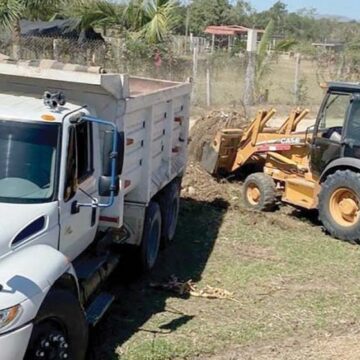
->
88, 197, 229, 359
289, 208, 321, 226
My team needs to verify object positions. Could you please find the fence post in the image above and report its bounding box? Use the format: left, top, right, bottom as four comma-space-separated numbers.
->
192, 46, 198, 100
244, 29, 258, 106
206, 58, 211, 107
211, 34, 215, 53
294, 53, 301, 105
192, 46, 198, 80
53, 39, 60, 61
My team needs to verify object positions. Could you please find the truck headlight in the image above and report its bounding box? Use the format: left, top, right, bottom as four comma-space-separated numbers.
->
0, 305, 21, 329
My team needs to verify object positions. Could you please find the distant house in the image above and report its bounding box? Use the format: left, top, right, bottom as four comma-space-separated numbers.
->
20, 19, 104, 43
204, 25, 264, 52
312, 42, 344, 52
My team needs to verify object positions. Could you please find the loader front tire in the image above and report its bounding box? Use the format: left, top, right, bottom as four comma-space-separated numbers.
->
319, 170, 360, 243
243, 173, 276, 211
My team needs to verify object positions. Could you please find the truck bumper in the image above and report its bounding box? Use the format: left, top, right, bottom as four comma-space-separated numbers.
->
0, 323, 33, 360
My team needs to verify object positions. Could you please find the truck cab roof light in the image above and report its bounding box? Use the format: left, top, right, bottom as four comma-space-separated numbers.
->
41, 114, 56, 122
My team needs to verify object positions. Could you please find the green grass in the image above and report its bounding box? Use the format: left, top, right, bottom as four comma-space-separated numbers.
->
91, 197, 360, 359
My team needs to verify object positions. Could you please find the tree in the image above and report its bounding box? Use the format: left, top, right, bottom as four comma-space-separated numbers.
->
231, 0, 256, 27
0, 0, 63, 58
188, 0, 232, 35
62, 0, 124, 37
124, 0, 179, 43
253, 1, 287, 33
256, 19, 275, 97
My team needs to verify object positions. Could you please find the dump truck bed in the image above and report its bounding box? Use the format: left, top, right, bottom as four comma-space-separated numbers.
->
0, 60, 192, 230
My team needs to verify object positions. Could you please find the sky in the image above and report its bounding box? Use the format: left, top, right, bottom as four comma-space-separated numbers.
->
248, 0, 360, 19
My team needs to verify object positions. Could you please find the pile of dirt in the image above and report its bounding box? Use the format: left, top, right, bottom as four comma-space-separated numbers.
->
189, 110, 249, 161
182, 161, 241, 206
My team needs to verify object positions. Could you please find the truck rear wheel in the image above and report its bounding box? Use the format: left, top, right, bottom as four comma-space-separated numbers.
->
24, 288, 88, 360
140, 201, 162, 272
319, 170, 360, 242
159, 180, 181, 247
243, 173, 276, 211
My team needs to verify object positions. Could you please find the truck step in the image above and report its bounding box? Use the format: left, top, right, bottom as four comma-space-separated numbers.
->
74, 254, 120, 302
86, 292, 115, 327
74, 255, 108, 281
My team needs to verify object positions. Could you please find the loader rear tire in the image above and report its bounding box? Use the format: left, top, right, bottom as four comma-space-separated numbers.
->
243, 173, 276, 211
319, 170, 360, 243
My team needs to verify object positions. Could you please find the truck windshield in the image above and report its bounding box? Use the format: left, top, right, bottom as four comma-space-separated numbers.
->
0, 120, 60, 204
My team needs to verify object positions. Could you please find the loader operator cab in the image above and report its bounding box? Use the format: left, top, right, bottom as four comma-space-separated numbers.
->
311, 83, 360, 178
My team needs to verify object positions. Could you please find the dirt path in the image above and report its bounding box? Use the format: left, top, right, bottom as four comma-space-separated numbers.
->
202, 332, 360, 360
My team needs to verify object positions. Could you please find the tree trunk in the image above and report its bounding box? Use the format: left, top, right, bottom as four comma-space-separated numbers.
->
12, 18, 21, 60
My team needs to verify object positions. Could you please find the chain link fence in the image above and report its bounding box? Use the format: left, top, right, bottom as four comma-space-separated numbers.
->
0, 32, 332, 109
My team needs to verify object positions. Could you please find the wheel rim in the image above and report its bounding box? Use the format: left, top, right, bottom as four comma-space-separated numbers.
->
27, 320, 70, 360
246, 183, 261, 205
147, 218, 160, 268
329, 187, 360, 227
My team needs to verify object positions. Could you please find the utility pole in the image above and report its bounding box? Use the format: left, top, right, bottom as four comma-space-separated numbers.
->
294, 53, 301, 105
244, 29, 257, 107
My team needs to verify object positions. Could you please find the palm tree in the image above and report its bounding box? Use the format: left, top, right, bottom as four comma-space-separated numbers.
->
0, 0, 61, 58
62, 0, 123, 36
124, 0, 178, 43
255, 19, 275, 98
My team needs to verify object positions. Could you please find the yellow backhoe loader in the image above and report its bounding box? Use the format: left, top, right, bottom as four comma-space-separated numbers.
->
201, 82, 360, 242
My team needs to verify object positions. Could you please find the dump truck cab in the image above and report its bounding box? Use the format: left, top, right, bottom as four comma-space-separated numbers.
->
0, 93, 107, 261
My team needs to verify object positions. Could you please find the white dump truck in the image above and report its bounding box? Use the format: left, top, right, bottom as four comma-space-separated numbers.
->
0, 60, 191, 360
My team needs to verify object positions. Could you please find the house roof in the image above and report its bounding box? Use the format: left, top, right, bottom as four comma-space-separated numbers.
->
204, 25, 264, 36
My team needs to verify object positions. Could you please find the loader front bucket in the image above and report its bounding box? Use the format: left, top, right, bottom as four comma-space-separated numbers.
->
201, 129, 243, 176
201, 141, 220, 175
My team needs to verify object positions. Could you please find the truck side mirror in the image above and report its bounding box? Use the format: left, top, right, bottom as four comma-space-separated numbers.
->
99, 130, 124, 197
99, 176, 120, 197
102, 130, 125, 176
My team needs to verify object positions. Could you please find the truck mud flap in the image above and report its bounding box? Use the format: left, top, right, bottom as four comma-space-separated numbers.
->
201, 142, 219, 175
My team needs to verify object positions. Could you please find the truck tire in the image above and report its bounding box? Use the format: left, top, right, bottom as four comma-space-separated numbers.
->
159, 180, 181, 247
140, 201, 162, 272
242, 173, 276, 211
319, 170, 360, 242
24, 288, 88, 360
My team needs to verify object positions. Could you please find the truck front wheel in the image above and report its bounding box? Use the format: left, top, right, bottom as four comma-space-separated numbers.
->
24, 288, 88, 360
140, 201, 162, 272
319, 170, 360, 242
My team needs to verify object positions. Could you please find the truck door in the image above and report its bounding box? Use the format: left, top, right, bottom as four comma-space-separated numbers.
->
310, 92, 351, 178
59, 122, 99, 260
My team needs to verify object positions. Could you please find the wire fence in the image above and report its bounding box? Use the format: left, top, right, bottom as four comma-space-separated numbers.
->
0, 33, 344, 109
